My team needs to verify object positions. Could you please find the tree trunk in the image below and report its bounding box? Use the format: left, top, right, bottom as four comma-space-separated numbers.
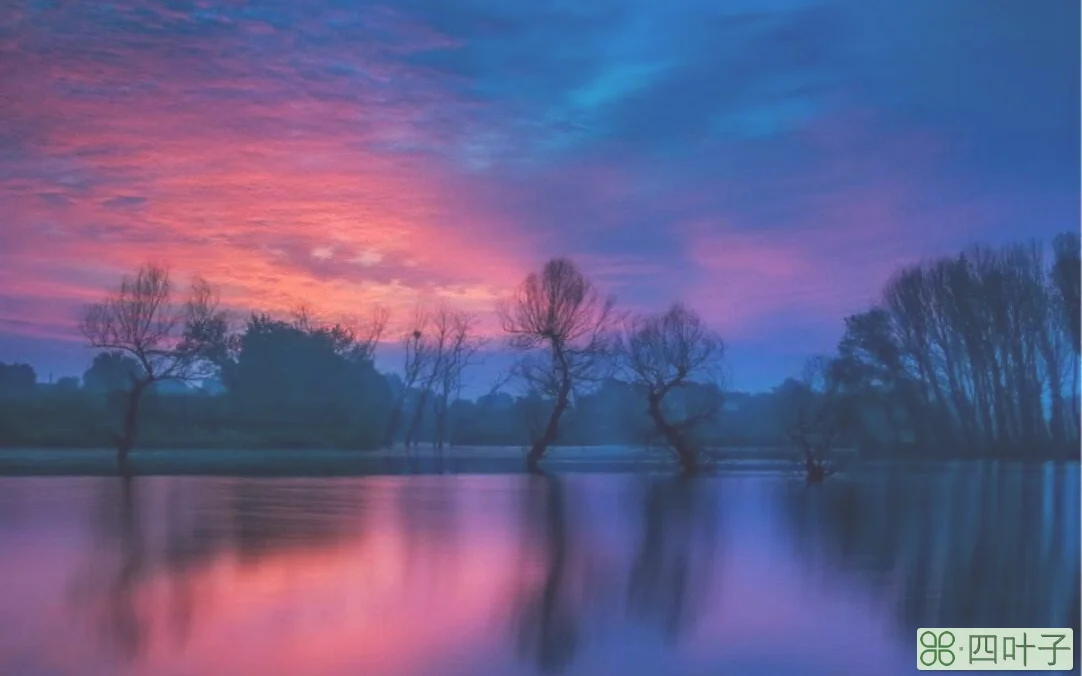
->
989, 348, 1011, 448
405, 388, 431, 448
1072, 355, 1081, 438
526, 343, 573, 473
1040, 337, 1066, 446
116, 379, 150, 465
382, 397, 405, 449
527, 388, 569, 473
434, 397, 448, 451
646, 392, 698, 474
805, 452, 826, 484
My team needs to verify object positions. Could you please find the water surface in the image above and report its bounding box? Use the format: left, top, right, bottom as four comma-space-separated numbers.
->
0, 463, 1077, 675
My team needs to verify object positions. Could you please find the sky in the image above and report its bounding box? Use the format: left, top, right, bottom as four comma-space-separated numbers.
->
1, 0, 1079, 392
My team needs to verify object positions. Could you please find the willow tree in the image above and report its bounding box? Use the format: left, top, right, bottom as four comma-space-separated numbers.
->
499, 258, 615, 471
81, 264, 226, 463
618, 303, 724, 474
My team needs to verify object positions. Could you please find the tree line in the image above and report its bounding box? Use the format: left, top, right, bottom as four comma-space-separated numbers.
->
0, 231, 1077, 476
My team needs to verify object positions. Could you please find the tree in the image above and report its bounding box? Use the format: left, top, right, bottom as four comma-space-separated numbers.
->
293, 304, 388, 362
833, 308, 919, 450
1050, 232, 1080, 430
872, 236, 1078, 455
403, 306, 448, 450
395, 304, 487, 454
0, 362, 36, 396
83, 352, 144, 394
430, 306, 486, 452
617, 303, 724, 474
498, 258, 616, 471
80, 264, 226, 461
224, 313, 391, 449
55, 376, 80, 392
383, 307, 432, 450
777, 357, 845, 483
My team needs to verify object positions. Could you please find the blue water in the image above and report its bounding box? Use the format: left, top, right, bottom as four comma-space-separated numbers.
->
0, 462, 1076, 675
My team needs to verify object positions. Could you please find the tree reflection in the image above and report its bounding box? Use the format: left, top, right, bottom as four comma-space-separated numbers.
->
398, 476, 461, 584
104, 475, 145, 660
779, 465, 1080, 634
67, 476, 195, 662
228, 479, 352, 565
626, 476, 718, 641
514, 475, 580, 674
68, 477, 357, 665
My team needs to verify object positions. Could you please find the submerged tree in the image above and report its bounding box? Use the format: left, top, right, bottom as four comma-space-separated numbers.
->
81, 264, 226, 463
777, 357, 846, 483
618, 303, 724, 474
499, 258, 616, 472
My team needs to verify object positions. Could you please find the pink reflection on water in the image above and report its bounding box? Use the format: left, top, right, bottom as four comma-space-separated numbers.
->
0, 475, 919, 676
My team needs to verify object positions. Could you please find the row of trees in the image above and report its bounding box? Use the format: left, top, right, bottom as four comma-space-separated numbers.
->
497, 259, 725, 472
62, 258, 725, 473
0, 231, 1076, 476
782, 232, 1080, 476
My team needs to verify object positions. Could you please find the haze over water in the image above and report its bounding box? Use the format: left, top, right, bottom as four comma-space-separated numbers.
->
0, 463, 1076, 675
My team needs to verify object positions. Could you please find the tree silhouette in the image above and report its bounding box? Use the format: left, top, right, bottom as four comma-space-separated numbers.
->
499, 258, 616, 471
80, 264, 227, 463
618, 302, 724, 474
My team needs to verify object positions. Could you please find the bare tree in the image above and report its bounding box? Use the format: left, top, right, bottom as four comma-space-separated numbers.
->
779, 357, 845, 483
1050, 232, 1080, 430
431, 307, 486, 452
81, 264, 226, 463
404, 306, 448, 449
618, 303, 724, 474
874, 237, 1077, 455
382, 307, 432, 450
498, 259, 616, 471
341, 305, 390, 361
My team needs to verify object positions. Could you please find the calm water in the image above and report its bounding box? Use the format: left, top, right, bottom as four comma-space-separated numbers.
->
0, 463, 1077, 675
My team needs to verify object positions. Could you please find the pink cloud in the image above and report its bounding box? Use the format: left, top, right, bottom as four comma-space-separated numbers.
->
0, 10, 544, 341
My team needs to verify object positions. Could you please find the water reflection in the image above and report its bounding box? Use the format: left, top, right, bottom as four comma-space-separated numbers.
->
514, 476, 579, 673
626, 476, 718, 641
780, 463, 1080, 636
92, 477, 146, 660
0, 464, 1075, 675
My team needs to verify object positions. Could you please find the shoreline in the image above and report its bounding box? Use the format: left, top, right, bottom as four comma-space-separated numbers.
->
0, 445, 1075, 477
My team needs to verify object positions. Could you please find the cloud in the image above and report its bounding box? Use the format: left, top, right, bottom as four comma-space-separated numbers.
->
102, 195, 147, 209
352, 250, 385, 267
0, 0, 1076, 390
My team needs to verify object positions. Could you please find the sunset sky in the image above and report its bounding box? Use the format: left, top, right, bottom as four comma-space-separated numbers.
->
1, 0, 1078, 391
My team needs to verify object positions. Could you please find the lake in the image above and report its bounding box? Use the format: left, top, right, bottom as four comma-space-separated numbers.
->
0, 462, 1077, 675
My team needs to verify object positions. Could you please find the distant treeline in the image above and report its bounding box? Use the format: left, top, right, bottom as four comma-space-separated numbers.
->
0, 231, 1077, 459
